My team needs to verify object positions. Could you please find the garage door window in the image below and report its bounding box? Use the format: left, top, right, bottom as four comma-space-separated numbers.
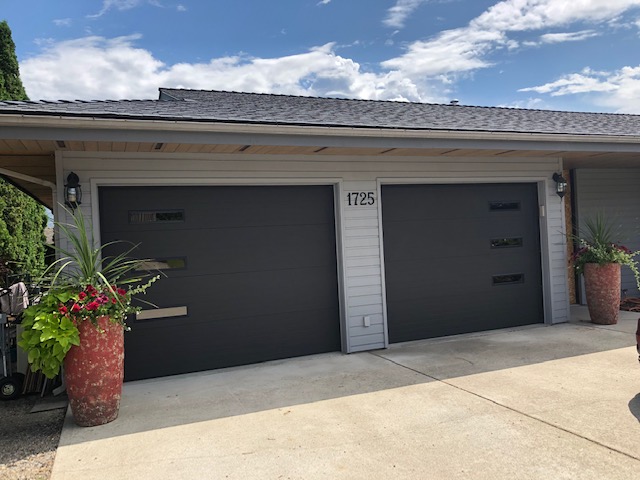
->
139, 257, 187, 270
129, 210, 185, 224
490, 237, 523, 248
489, 201, 520, 211
492, 273, 525, 285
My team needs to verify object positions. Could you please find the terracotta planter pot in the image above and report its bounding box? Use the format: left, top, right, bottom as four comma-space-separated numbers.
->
64, 316, 124, 427
584, 263, 621, 325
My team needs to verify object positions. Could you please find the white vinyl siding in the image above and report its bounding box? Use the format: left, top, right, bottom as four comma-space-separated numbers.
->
58, 152, 568, 352
574, 169, 640, 298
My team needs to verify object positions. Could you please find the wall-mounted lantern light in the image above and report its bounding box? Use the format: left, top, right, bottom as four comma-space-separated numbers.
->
64, 172, 82, 209
552, 172, 568, 199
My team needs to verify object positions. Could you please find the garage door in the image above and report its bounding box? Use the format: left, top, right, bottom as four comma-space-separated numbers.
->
382, 183, 543, 343
99, 186, 341, 380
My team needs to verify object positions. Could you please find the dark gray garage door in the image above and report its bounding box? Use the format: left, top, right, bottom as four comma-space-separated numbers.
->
99, 186, 341, 380
382, 183, 543, 343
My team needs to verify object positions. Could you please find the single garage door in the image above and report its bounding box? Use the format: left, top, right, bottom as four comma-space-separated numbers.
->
99, 185, 341, 380
382, 183, 543, 343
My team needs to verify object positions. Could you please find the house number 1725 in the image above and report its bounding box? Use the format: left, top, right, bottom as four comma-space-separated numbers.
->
347, 191, 375, 206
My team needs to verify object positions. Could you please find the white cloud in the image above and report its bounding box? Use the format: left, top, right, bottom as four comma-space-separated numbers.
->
384, 0, 427, 28
498, 98, 547, 109
176, 4, 187, 12
472, 0, 640, 31
53, 18, 72, 27
20, 0, 640, 112
33, 38, 56, 47
539, 30, 600, 43
317, 0, 332, 5
382, 28, 504, 75
19, 36, 441, 102
517, 66, 640, 112
383, 0, 640, 79
519, 71, 618, 95
89, 1, 159, 18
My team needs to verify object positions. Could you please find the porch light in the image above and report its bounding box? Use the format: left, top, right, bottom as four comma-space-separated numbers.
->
552, 172, 567, 199
64, 172, 82, 209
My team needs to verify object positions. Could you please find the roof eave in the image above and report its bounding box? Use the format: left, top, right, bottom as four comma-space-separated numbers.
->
1, 112, 640, 147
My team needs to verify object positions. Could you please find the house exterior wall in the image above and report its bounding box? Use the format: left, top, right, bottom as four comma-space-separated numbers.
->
574, 168, 640, 299
56, 151, 569, 353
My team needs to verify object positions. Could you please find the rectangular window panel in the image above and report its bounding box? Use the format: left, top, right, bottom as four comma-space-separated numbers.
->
492, 273, 524, 285
129, 210, 184, 224
489, 201, 520, 211
491, 237, 523, 249
139, 257, 187, 271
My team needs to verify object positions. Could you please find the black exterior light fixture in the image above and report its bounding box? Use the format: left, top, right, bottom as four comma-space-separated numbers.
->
552, 172, 568, 199
64, 172, 82, 209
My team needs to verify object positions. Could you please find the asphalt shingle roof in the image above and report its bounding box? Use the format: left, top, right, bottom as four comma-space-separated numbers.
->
1, 88, 640, 137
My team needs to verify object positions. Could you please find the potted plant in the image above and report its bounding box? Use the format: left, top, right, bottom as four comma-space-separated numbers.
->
571, 214, 640, 325
18, 208, 158, 426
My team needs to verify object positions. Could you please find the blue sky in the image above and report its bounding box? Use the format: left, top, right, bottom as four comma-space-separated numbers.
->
3, 0, 640, 113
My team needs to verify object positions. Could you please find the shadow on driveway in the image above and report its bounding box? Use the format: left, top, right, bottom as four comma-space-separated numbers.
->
629, 393, 640, 423
58, 308, 639, 446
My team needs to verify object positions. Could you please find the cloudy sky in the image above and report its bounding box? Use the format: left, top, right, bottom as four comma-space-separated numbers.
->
3, 0, 640, 113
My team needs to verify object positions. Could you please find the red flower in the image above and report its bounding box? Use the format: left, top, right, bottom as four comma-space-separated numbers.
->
117, 288, 127, 296
85, 301, 100, 311
71, 303, 81, 313
615, 244, 632, 254
572, 246, 589, 261
78, 292, 87, 300
86, 285, 96, 294
58, 305, 68, 315
111, 298, 117, 304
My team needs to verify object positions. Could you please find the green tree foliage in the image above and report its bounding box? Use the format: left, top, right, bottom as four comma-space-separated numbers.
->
0, 178, 48, 277
0, 20, 28, 101
0, 21, 46, 279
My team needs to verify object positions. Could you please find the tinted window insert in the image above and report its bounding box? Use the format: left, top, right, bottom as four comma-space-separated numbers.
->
492, 273, 524, 285
491, 237, 523, 248
139, 258, 187, 271
489, 201, 520, 211
129, 210, 185, 224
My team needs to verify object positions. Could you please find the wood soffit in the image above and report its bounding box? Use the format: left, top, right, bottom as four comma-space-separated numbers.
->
0, 137, 639, 209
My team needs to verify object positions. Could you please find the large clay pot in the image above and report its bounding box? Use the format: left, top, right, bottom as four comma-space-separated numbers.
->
63, 316, 124, 427
584, 263, 621, 325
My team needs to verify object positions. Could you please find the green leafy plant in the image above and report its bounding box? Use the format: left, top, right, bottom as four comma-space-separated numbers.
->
570, 213, 640, 289
18, 207, 159, 379
19, 290, 80, 378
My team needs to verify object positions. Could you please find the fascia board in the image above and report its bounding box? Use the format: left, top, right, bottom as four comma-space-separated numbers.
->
2, 114, 640, 152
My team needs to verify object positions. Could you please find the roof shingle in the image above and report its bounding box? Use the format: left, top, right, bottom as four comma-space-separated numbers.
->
0, 88, 639, 137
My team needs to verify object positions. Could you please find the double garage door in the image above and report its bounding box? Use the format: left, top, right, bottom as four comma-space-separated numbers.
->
100, 186, 342, 381
100, 183, 543, 380
382, 183, 544, 343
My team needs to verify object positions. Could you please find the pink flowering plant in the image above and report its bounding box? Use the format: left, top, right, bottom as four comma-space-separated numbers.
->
19, 207, 159, 378
56, 283, 148, 326
570, 213, 640, 288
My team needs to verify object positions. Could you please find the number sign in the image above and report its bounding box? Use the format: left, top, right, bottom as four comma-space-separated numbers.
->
346, 191, 376, 206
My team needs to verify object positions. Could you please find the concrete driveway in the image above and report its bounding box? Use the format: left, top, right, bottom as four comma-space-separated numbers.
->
51, 306, 640, 480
